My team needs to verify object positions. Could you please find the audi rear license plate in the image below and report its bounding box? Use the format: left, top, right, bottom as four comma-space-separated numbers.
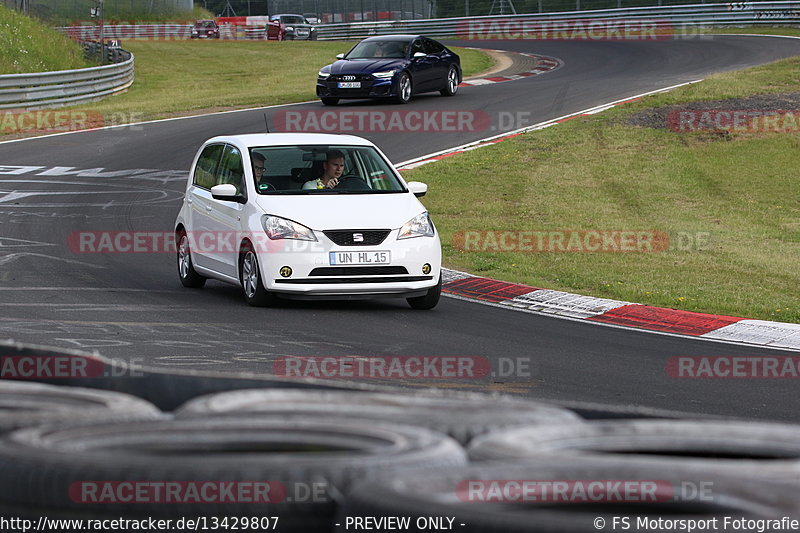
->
329, 251, 390, 265
337, 81, 361, 89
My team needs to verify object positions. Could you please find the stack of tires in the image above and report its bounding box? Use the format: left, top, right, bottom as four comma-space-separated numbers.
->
0, 383, 797, 531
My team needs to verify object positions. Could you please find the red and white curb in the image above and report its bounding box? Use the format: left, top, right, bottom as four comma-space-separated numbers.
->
441, 269, 800, 351
459, 51, 562, 87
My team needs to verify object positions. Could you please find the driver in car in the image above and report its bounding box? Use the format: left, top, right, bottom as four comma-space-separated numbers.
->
303, 150, 345, 190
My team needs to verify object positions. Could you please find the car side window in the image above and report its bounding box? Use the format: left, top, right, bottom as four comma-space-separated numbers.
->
193, 144, 224, 190
216, 144, 245, 195
411, 39, 426, 57
424, 39, 444, 55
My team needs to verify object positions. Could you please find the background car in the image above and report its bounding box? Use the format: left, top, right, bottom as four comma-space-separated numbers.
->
190, 19, 219, 39
175, 133, 442, 310
266, 14, 317, 40
303, 13, 321, 24
316, 35, 461, 105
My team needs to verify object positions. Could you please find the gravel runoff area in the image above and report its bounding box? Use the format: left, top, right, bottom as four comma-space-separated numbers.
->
626, 92, 800, 129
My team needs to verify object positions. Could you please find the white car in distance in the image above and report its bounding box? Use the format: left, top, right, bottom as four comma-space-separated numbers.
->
174, 134, 442, 309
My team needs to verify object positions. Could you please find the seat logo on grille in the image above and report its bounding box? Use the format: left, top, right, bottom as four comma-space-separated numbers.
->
353, 233, 364, 242
341, 75, 356, 81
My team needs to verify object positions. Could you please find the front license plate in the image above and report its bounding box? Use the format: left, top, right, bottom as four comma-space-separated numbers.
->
337, 82, 361, 89
329, 251, 390, 265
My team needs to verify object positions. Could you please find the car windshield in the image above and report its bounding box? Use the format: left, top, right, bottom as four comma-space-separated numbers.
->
250, 145, 406, 194
195, 21, 215, 28
346, 40, 409, 59
280, 16, 307, 24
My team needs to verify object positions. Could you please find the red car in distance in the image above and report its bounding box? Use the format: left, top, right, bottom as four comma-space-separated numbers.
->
266, 14, 317, 40
191, 19, 220, 39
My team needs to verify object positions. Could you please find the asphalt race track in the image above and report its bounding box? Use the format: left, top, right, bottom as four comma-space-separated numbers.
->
1, 35, 799, 420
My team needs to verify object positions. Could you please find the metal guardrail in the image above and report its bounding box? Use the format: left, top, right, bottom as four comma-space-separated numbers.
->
53, 3, 799, 42
0, 47, 134, 110
313, 2, 800, 39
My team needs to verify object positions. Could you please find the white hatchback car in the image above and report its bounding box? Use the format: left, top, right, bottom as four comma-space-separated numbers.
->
174, 133, 442, 309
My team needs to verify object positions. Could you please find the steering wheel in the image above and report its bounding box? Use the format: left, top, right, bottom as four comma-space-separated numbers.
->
336, 176, 370, 191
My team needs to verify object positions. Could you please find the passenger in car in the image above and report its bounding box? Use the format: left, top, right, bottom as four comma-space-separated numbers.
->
303, 150, 345, 190
252, 152, 272, 191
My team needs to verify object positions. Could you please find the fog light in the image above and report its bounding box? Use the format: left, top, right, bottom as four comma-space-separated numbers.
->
280, 266, 292, 278
422, 263, 431, 275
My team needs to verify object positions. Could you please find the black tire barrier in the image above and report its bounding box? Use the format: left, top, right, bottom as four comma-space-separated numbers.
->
341, 460, 800, 533
468, 420, 800, 481
542, 398, 726, 420
0, 340, 366, 411
0, 380, 163, 433
175, 388, 583, 445
0, 416, 467, 531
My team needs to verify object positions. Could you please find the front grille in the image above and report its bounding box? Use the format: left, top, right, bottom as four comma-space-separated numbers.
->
331, 74, 373, 82
323, 230, 390, 246
309, 266, 408, 276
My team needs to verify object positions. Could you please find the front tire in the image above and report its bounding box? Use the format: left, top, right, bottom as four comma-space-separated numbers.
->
239, 245, 279, 307
177, 231, 206, 288
440, 66, 459, 96
321, 97, 339, 106
394, 72, 412, 104
407, 277, 441, 310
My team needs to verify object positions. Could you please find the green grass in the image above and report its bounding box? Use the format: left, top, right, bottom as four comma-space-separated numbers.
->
403, 56, 800, 323
56, 40, 492, 121
0, 4, 90, 74
701, 27, 800, 37
461, 46, 495, 76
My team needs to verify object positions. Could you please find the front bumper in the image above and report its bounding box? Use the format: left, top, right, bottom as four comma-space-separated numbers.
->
257, 228, 441, 297
316, 76, 395, 99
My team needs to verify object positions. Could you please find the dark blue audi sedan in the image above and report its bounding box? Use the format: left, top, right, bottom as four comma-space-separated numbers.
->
316, 35, 461, 105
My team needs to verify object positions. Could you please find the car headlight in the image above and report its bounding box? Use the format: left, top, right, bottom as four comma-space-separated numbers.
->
398, 212, 435, 240
373, 70, 396, 79
318, 70, 331, 79
285, 26, 294, 32
262, 215, 317, 241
